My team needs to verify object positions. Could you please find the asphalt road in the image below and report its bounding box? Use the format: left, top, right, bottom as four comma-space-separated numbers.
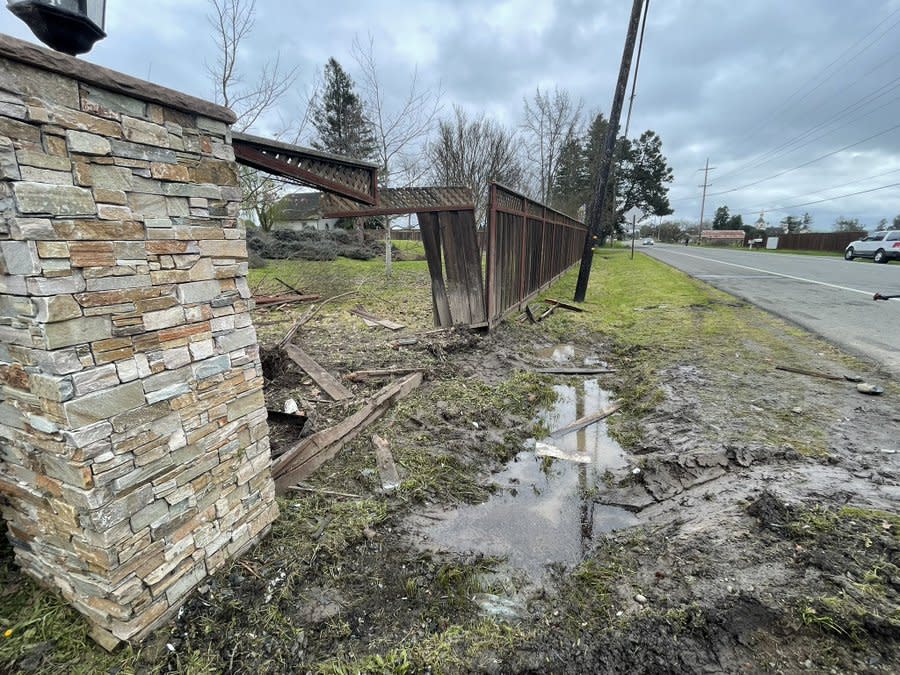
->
640, 244, 900, 377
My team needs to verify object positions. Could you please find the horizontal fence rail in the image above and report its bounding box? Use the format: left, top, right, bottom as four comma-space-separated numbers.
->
485, 183, 587, 324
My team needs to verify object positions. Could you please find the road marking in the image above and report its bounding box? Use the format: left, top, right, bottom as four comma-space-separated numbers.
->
696, 274, 774, 280
657, 249, 875, 297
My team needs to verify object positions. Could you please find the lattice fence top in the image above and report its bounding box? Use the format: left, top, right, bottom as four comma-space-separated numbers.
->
490, 183, 585, 229
232, 132, 379, 205
322, 186, 475, 218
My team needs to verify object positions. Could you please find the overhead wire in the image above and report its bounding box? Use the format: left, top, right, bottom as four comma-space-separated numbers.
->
715, 5, 900, 170
713, 55, 900, 184
732, 180, 900, 217
705, 120, 900, 197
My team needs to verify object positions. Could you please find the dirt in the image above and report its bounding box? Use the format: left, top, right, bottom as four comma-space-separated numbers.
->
201, 304, 899, 673
4, 282, 899, 673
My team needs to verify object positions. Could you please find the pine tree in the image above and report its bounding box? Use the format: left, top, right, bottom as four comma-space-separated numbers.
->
311, 58, 376, 160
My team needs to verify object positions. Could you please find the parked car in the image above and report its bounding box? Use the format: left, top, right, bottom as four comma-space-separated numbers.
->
642, 238, 654, 246
844, 230, 900, 263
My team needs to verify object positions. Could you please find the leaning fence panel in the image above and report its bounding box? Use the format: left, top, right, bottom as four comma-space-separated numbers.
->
485, 183, 587, 325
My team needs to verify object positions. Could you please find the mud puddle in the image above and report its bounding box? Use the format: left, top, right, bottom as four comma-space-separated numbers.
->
408, 377, 639, 581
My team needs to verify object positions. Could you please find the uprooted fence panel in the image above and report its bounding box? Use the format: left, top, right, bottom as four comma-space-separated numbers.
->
485, 183, 587, 324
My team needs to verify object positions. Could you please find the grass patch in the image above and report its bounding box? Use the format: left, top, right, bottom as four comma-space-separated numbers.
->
532, 249, 840, 453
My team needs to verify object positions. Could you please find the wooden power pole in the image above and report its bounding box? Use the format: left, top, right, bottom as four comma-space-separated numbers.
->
697, 158, 714, 243
574, 0, 646, 302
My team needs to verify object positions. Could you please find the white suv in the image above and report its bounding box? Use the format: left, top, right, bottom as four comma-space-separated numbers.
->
844, 230, 900, 264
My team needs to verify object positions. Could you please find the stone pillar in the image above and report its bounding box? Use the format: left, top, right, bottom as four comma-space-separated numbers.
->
0, 36, 277, 646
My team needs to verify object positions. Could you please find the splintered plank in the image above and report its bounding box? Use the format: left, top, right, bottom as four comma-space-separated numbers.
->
534, 441, 591, 463
254, 293, 320, 306
372, 434, 401, 491
350, 305, 405, 331
545, 298, 585, 312
273, 372, 423, 493
283, 343, 353, 401
419, 211, 452, 327
344, 367, 426, 382
548, 401, 622, 439
533, 367, 616, 375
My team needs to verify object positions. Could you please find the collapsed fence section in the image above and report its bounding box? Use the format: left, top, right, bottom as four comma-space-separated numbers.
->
485, 183, 587, 324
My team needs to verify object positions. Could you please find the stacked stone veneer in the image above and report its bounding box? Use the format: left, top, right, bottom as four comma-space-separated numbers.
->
0, 36, 277, 646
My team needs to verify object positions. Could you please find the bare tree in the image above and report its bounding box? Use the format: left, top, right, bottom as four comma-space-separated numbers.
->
429, 105, 523, 225
351, 34, 443, 188
521, 86, 583, 204
206, 0, 301, 133
206, 0, 312, 231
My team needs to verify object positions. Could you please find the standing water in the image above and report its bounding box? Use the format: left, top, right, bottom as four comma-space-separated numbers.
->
410, 372, 639, 581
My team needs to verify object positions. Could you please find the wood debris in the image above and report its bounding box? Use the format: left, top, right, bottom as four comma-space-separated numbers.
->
533, 367, 615, 375
344, 367, 426, 383
254, 293, 320, 307
545, 298, 585, 312
273, 372, 423, 493
534, 441, 591, 463
350, 305, 405, 331
549, 401, 622, 439
283, 344, 353, 401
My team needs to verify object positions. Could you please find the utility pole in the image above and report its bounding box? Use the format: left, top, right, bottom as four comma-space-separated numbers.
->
697, 158, 714, 244
574, 0, 646, 302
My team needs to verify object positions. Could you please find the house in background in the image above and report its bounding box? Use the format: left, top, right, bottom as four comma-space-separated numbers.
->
274, 191, 339, 231
700, 229, 746, 246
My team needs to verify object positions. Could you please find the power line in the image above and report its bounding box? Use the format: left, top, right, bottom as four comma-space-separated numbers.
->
733, 166, 900, 214
713, 58, 900, 185
732, 179, 900, 217
706, 120, 900, 197
717, 6, 900, 164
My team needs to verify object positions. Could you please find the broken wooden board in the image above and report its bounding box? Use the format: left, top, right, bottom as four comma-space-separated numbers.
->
533, 367, 616, 375
775, 364, 862, 383
273, 372, 423, 493
545, 298, 585, 312
524, 305, 538, 324
254, 293, 320, 306
549, 401, 622, 439
534, 441, 591, 463
538, 304, 557, 322
350, 305, 405, 331
283, 344, 353, 401
372, 434, 401, 491
344, 367, 426, 383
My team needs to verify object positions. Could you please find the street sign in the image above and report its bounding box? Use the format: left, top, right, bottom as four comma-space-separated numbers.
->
624, 206, 646, 223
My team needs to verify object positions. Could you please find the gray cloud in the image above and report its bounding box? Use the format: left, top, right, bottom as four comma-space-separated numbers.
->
5, 0, 900, 228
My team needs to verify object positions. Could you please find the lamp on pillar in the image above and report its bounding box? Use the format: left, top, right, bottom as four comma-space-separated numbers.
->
7, 0, 106, 56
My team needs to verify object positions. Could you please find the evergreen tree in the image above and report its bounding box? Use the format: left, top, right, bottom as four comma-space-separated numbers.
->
311, 58, 376, 160
550, 138, 590, 217
712, 205, 731, 230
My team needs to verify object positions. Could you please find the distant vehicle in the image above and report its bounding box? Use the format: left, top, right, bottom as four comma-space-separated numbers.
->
642, 238, 654, 246
844, 231, 900, 263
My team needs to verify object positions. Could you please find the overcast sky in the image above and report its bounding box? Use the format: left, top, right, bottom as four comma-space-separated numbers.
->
4, 0, 900, 230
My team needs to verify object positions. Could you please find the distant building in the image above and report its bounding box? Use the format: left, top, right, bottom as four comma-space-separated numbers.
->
700, 229, 745, 246
273, 192, 338, 231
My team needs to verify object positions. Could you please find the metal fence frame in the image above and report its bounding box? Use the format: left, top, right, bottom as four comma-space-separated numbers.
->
485, 183, 587, 325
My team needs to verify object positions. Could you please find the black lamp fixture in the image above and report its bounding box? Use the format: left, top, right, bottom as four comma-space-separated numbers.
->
7, 0, 106, 56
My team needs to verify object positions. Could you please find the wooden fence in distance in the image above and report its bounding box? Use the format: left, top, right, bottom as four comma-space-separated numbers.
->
485, 183, 587, 325
772, 231, 864, 252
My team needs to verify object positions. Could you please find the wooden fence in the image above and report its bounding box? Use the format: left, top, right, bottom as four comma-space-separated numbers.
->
771, 231, 865, 252
485, 183, 587, 324
391, 228, 486, 249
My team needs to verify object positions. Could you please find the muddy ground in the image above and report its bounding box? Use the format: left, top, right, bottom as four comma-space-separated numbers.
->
2, 253, 898, 674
